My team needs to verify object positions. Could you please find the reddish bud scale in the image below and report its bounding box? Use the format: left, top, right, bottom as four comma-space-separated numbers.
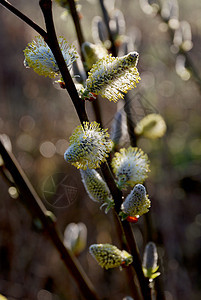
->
78, 12, 83, 20
120, 261, 126, 268
59, 81, 66, 89
86, 93, 97, 102
115, 40, 122, 48
126, 216, 138, 223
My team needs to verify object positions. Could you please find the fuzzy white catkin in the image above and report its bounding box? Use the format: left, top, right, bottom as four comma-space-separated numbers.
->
121, 184, 151, 217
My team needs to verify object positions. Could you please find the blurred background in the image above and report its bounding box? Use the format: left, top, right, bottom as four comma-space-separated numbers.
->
0, 0, 201, 299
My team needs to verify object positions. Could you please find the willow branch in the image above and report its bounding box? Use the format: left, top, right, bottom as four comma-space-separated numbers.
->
67, 0, 103, 126
0, 0, 47, 38
0, 140, 100, 300
101, 162, 151, 300
124, 93, 137, 147
1, 1, 151, 298
123, 221, 151, 300
68, 0, 84, 56
99, 0, 117, 56
112, 211, 143, 300
37, 1, 147, 297
184, 51, 201, 89
39, 0, 88, 124
0, 0, 88, 123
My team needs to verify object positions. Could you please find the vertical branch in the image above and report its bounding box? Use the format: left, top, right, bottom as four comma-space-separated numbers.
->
39, 0, 88, 124
67, 0, 103, 126
124, 93, 137, 147
184, 51, 201, 90
112, 211, 143, 300
68, 0, 85, 57
0, 140, 100, 300
123, 221, 152, 300
38, 2, 150, 298
0, 1, 154, 298
101, 162, 152, 300
123, 94, 155, 245
99, 0, 117, 56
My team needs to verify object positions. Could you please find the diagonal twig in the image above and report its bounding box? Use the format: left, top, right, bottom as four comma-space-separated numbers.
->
0, 0, 47, 38
0, 139, 100, 300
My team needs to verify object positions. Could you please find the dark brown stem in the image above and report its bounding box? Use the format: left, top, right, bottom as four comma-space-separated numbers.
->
112, 211, 143, 300
67, 1, 103, 126
99, 0, 117, 56
101, 162, 151, 300
0, 140, 100, 300
0, 0, 88, 123
68, 0, 85, 59
0, 0, 47, 38
91, 98, 103, 126
143, 212, 154, 242
122, 100, 152, 299
123, 221, 152, 300
101, 161, 123, 212
124, 93, 137, 147
181, 50, 201, 91
1, 1, 151, 298
39, 0, 88, 124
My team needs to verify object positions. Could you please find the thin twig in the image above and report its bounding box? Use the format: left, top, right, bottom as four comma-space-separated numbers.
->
99, 0, 117, 56
39, 0, 149, 299
124, 93, 137, 147
0, 140, 100, 300
112, 211, 143, 300
94, 8, 149, 295
67, 0, 103, 126
0, 0, 88, 124
1, 1, 151, 298
101, 162, 151, 300
184, 51, 201, 90
39, 0, 89, 124
122, 221, 152, 300
68, 0, 85, 61
0, 0, 47, 38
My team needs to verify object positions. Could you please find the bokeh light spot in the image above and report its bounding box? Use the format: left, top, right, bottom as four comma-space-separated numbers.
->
55, 139, 69, 155
19, 115, 35, 132
40, 141, 56, 158
37, 289, 52, 300
16, 133, 35, 152
8, 186, 19, 199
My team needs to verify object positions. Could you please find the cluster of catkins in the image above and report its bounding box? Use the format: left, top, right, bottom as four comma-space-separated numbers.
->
23, 0, 166, 274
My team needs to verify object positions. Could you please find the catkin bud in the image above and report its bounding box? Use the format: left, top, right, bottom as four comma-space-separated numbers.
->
80, 52, 140, 102
173, 21, 193, 52
111, 147, 150, 190
64, 222, 87, 255
89, 244, 133, 270
134, 113, 167, 139
92, 16, 109, 45
64, 122, 113, 170
82, 42, 108, 71
142, 242, 160, 280
121, 184, 150, 219
80, 168, 114, 213
24, 36, 77, 79
110, 110, 129, 148
139, 0, 160, 16
109, 9, 126, 37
